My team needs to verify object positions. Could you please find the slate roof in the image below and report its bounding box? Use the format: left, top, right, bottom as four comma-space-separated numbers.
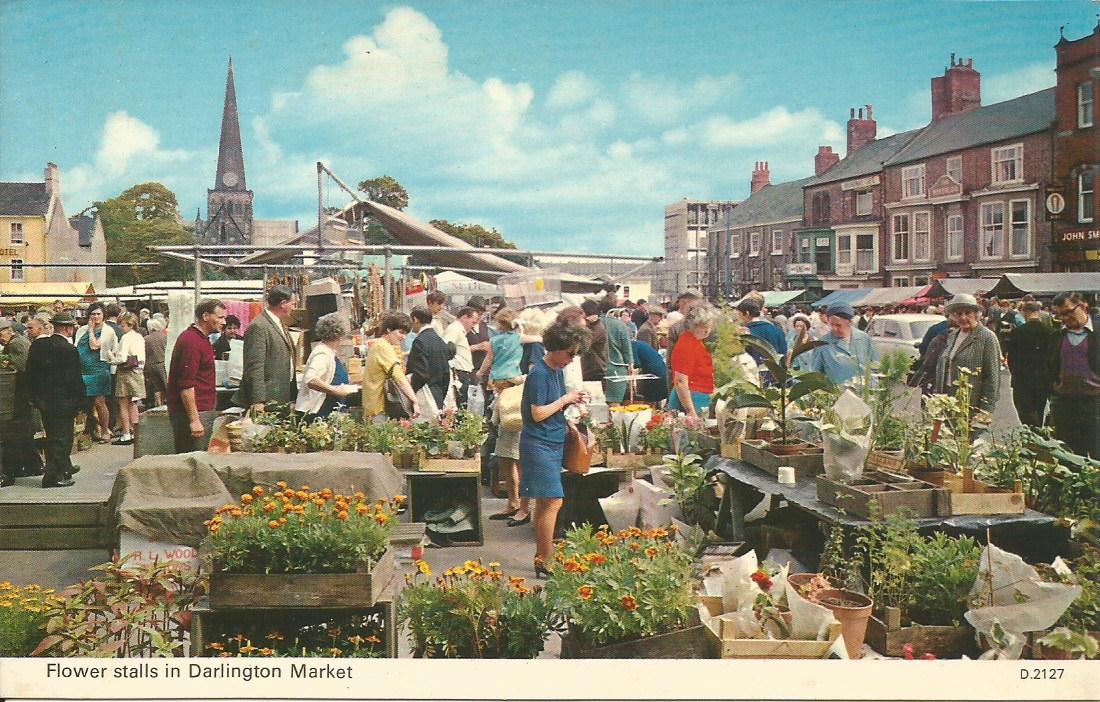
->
0, 182, 49, 216
885, 88, 1055, 166
806, 129, 922, 187
69, 215, 96, 247
709, 177, 814, 231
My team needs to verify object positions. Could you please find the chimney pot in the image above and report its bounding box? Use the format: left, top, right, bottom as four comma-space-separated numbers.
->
951, 52, 956, 66
850, 107, 855, 118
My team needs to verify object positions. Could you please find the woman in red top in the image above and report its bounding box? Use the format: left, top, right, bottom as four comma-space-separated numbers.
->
668, 303, 718, 418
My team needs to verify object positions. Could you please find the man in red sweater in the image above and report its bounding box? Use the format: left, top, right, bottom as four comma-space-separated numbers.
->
166, 300, 225, 453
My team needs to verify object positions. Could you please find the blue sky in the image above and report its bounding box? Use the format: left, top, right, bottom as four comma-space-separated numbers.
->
1, 1, 1096, 255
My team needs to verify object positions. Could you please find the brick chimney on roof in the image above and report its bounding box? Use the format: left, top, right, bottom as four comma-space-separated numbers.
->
931, 54, 981, 121
846, 105, 877, 156
750, 161, 771, 193
44, 162, 59, 197
815, 146, 840, 176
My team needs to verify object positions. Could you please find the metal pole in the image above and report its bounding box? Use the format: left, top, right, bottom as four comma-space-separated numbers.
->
383, 246, 392, 310
193, 246, 202, 308
317, 162, 324, 255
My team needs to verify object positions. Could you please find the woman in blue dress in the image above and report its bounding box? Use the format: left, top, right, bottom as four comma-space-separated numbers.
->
520, 320, 590, 577
74, 303, 116, 442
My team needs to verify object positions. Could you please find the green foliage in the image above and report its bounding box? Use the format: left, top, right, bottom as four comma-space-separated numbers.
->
546, 523, 694, 647
357, 175, 409, 210
0, 583, 58, 656
429, 219, 516, 250
920, 368, 989, 473
94, 182, 192, 286
399, 560, 556, 658
203, 487, 397, 575
659, 453, 711, 526
1038, 628, 1099, 659
33, 556, 200, 657
714, 333, 834, 444
1054, 543, 1100, 633
204, 613, 387, 658
710, 310, 746, 388
864, 351, 913, 453
852, 514, 980, 626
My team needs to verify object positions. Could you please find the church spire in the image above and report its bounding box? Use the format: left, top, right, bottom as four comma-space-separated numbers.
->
214, 56, 247, 191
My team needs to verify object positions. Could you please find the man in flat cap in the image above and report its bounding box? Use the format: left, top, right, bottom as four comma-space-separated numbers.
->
25, 313, 85, 488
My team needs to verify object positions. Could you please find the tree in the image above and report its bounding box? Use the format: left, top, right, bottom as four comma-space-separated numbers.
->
357, 175, 409, 210
95, 182, 191, 286
427, 219, 526, 266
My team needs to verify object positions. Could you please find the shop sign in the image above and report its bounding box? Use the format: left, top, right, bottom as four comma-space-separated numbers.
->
815, 237, 830, 247
0, 248, 20, 256
786, 262, 816, 276
1055, 228, 1100, 246
1045, 183, 1067, 221
118, 529, 200, 572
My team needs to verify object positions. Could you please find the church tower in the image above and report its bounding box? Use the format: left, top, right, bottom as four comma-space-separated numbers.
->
201, 57, 253, 245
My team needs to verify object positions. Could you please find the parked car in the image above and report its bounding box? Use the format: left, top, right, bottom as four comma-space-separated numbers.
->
865, 313, 946, 360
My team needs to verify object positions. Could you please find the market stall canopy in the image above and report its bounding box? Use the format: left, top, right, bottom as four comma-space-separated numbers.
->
857, 285, 928, 308
433, 270, 500, 296
987, 272, 1100, 298
103, 280, 267, 301
812, 288, 873, 309
236, 199, 608, 294
0, 281, 95, 306
735, 289, 809, 308
928, 277, 999, 299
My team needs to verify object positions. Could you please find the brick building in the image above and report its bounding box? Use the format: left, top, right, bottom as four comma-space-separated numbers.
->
1050, 22, 1099, 271
790, 107, 920, 295
881, 76, 1055, 285
707, 163, 811, 300
659, 198, 738, 297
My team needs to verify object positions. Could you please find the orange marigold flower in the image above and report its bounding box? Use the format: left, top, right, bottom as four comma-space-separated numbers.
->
578, 585, 594, 600
356, 503, 369, 515
618, 530, 631, 539
299, 485, 310, 492
209, 524, 221, 534
365, 635, 381, 644
218, 651, 233, 658
260, 648, 274, 656
392, 494, 405, 504
262, 502, 276, 513
252, 486, 264, 496
276, 480, 288, 489
293, 490, 306, 500
629, 542, 641, 551
208, 642, 225, 651
278, 517, 287, 525
336, 510, 349, 521
374, 513, 389, 525
267, 520, 280, 529
563, 560, 581, 573
354, 491, 366, 500
645, 546, 659, 558
628, 527, 642, 537
621, 595, 637, 612
320, 488, 333, 499
595, 530, 608, 540
240, 494, 253, 504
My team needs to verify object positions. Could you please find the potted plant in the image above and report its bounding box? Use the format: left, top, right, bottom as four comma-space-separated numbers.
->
659, 453, 718, 530
0, 582, 60, 656
202, 484, 400, 608
713, 333, 833, 455
547, 524, 709, 658
862, 352, 914, 470
399, 559, 557, 658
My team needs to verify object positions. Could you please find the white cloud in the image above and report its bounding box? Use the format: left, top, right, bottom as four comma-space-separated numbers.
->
622, 72, 739, 126
700, 107, 842, 150
547, 70, 598, 109
983, 62, 1055, 104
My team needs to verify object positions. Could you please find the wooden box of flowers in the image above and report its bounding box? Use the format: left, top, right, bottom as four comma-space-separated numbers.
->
549, 524, 713, 658
592, 410, 679, 470
203, 484, 399, 609
416, 410, 487, 473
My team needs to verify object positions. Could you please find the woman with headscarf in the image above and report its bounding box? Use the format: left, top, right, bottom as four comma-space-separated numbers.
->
296, 313, 358, 420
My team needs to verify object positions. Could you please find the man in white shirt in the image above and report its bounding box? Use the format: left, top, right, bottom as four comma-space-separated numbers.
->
444, 306, 480, 409
428, 290, 456, 337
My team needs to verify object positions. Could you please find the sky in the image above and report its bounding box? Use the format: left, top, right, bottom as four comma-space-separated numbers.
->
1, 1, 1097, 256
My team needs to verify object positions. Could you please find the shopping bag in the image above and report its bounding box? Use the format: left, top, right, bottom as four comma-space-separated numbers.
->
415, 385, 440, 423
497, 383, 524, 431
467, 383, 485, 417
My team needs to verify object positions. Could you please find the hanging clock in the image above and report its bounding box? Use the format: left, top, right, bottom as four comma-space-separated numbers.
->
222, 171, 239, 187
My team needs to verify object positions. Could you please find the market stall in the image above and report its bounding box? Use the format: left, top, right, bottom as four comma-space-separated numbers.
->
987, 272, 1100, 299
812, 288, 873, 309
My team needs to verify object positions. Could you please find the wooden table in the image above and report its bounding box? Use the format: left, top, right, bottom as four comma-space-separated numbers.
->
707, 456, 1067, 563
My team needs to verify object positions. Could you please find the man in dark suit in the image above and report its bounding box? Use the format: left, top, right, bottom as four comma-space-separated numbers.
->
25, 313, 85, 488
233, 285, 298, 411
0, 320, 43, 485
1003, 301, 1053, 428
406, 306, 452, 411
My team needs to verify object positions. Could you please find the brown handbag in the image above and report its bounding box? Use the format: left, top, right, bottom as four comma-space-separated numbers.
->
563, 421, 592, 475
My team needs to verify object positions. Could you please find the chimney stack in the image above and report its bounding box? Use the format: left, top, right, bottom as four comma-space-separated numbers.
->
750, 161, 771, 193
815, 146, 840, 176
44, 162, 59, 197
846, 104, 877, 156
931, 55, 981, 121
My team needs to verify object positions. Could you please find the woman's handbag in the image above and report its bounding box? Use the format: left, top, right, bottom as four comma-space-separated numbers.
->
497, 382, 524, 432
123, 354, 140, 370
384, 363, 413, 419
563, 421, 593, 475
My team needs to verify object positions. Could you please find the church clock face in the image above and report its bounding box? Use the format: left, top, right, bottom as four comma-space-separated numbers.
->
222, 171, 239, 187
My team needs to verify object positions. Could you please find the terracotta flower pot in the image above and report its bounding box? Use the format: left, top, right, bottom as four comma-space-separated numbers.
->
812, 588, 873, 659
767, 439, 809, 456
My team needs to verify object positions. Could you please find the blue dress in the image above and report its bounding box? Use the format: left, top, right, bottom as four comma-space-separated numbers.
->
519, 355, 566, 499
316, 357, 349, 419
77, 329, 112, 398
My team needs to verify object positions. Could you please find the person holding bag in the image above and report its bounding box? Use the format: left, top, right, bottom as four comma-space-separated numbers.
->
74, 302, 117, 443
406, 306, 451, 418
362, 312, 419, 421
520, 320, 591, 578
295, 313, 359, 421
109, 313, 146, 446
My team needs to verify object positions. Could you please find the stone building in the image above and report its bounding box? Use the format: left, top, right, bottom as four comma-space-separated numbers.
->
659, 198, 738, 297
1050, 22, 1099, 272
194, 59, 297, 247
0, 163, 106, 289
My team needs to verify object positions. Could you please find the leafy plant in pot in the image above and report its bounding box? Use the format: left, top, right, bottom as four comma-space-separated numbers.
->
713, 333, 833, 455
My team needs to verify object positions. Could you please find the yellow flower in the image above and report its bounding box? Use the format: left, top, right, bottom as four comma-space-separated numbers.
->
0, 582, 12, 590
252, 485, 264, 496
267, 520, 280, 529
393, 494, 406, 505
240, 645, 257, 654
0, 601, 11, 608
336, 510, 349, 521
415, 560, 432, 577
489, 562, 501, 568
373, 513, 389, 525
356, 503, 369, 515
208, 642, 225, 651
276, 480, 288, 489
260, 648, 274, 656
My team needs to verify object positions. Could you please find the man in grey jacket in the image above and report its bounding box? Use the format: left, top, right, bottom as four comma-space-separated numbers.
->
935, 294, 1001, 414
233, 285, 298, 411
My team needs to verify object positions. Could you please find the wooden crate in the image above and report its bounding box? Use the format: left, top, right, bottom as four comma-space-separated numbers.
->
911, 470, 1025, 515
719, 442, 740, 459
560, 613, 711, 659
705, 618, 841, 659
604, 452, 663, 470
420, 456, 480, 473
816, 471, 950, 519
740, 439, 824, 479
209, 547, 394, 609
866, 606, 977, 659
866, 449, 907, 472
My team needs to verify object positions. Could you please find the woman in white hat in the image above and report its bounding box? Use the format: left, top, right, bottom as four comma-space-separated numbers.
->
934, 294, 1002, 413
